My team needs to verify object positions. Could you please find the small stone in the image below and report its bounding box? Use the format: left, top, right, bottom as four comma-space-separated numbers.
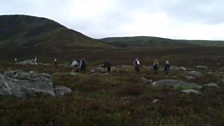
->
203, 83, 219, 88
181, 89, 201, 94
153, 99, 160, 103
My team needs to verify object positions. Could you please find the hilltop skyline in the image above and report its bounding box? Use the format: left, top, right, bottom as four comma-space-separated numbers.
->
1, 0, 224, 40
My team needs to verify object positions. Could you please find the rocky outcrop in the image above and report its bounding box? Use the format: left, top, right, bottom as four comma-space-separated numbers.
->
0, 70, 72, 98
152, 79, 202, 90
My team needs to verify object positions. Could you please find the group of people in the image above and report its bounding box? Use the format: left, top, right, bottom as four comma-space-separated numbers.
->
14, 56, 170, 74
134, 58, 170, 75
53, 57, 171, 74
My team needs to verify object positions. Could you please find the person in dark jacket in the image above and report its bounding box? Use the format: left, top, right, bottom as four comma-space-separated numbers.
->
153, 59, 159, 74
164, 60, 170, 75
104, 59, 111, 72
80, 59, 87, 72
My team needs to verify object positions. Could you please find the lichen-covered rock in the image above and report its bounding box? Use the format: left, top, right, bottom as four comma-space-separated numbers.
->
0, 70, 54, 98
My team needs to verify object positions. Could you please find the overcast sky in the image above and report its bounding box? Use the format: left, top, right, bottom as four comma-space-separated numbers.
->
1, 0, 224, 40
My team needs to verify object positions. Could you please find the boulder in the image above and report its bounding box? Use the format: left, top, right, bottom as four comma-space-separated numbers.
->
54, 85, 72, 97
0, 70, 72, 98
181, 89, 201, 94
152, 79, 202, 90
188, 71, 203, 77
18, 59, 38, 65
0, 71, 54, 98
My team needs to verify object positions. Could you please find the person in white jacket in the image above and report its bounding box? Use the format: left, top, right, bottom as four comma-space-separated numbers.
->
133, 58, 141, 72
71, 59, 79, 71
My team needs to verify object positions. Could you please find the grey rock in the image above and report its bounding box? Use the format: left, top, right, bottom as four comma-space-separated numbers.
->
95, 67, 107, 73
188, 71, 203, 77
207, 72, 213, 75
203, 83, 219, 88
0, 70, 55, 98
141, 77, 152, 84
4, 70, 52, 81
196, 65, 208, 69
112, 65, 132, 72
181, 89, 201, 94
70, 72, 78, 76
185, 75, 195, 80
152, 79, 202, 90
90, 69, 96, 73
153, 99, 160, 103
54, 85, 72, 97
18, 59, 38, 65
170, 66, 187, 71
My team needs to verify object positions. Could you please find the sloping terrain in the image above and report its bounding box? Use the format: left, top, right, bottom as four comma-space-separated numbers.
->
0, 15, 113, 57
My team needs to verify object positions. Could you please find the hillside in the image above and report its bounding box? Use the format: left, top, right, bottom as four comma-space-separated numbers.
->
0, 15, 113, 57
102, 36, 224, 48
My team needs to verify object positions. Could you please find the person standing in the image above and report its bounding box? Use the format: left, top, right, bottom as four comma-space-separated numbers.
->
164, 60, 170, 75
80, 59, 87, 72
133, 58, 141, 72
104, 59, 111, 72
54, 58, 57, 67
153, 59, 159, 74
71, 59, 79, 72
34, 57, 38, 65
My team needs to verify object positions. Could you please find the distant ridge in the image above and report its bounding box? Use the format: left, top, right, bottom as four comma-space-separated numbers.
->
101, 36, 224, 48
0, 15, 113, 55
